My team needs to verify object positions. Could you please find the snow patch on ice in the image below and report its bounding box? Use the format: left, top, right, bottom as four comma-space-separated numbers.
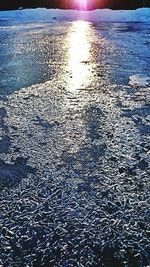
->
0, 8, 150, 23
129, 74, 150, 87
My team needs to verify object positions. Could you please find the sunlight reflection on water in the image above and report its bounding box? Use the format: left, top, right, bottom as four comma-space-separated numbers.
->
66, 21, 94, 92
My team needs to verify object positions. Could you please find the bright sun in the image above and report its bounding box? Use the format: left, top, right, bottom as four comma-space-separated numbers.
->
75, 0, 88, 10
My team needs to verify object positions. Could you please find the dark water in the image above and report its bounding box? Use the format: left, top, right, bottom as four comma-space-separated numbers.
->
0, 20, 150, 95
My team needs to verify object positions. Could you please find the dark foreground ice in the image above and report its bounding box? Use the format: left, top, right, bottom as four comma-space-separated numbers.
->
0, 12, 150, 267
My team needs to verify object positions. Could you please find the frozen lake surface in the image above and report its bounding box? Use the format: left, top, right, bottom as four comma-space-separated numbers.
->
0, 9, 150, 267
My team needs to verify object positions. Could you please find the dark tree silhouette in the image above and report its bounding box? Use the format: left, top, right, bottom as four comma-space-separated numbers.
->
0, 0, 149, 11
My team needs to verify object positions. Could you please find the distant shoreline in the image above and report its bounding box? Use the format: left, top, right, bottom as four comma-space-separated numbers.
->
0, 8, 150, 24
0, 1, 150, 12
1, 7, 150, 12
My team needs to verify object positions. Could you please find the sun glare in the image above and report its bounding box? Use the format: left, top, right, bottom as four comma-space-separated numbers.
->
66, 21, 93, 92
75, 0, 88, 10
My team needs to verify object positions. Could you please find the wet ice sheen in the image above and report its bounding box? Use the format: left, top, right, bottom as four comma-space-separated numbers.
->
0, 12, 150, 267
129, 74, 150, 87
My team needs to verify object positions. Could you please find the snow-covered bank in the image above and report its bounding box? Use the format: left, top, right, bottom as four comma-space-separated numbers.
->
0, 8, 150, 23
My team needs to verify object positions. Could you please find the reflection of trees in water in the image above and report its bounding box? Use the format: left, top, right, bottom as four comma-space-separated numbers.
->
61, 104, 109, 178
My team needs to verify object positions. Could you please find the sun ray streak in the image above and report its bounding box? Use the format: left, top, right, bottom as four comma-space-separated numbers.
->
75, 0, 88, 10
66, 21, 93, 92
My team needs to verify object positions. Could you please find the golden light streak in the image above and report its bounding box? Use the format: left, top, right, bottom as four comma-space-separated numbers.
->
66, 21, 92, 92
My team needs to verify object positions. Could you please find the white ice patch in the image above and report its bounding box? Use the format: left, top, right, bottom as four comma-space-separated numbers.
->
129, 74, 150, 87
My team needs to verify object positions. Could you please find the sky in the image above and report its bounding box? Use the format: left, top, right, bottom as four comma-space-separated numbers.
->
0, 0, 150, 11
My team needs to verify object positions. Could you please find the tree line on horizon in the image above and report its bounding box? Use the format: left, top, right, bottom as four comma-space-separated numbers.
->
0, 0, 150, 11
